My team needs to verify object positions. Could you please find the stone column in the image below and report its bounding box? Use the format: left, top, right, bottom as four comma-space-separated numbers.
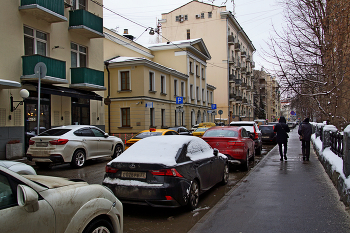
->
343, 125, 350, 178
322, 125, 337, 151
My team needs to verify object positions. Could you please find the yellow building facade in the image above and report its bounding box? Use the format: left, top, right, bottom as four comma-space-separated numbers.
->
0, 0, 105, 159
159, 0, 255, 124
103, 29, 215, 135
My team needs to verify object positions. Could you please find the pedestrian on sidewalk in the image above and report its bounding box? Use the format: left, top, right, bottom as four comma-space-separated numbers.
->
298, 117, 312, 161
274, 116, 290, 161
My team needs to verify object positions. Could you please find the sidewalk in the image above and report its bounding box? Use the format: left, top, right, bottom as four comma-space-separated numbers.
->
189, 129, 350, 233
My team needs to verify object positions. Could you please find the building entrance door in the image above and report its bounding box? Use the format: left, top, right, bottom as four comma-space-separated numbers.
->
72, 98, 90, 125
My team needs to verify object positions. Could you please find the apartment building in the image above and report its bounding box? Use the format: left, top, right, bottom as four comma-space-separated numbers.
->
159, 0, 255, 124
254, 69, 280, 122
0, 0, 105, 159
103, 29, 215, 134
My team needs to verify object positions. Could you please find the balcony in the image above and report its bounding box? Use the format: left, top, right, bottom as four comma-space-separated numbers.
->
70, 67, 106, 91
246, 71, 251, 76
69, 9, 104, 38
251, 61, 255, 68
236, 62, 241, 69
229, 74, 236, 82
229, 93, 236, 99
21, 54, 67, 84
242, 98, 248, 104
241, 51, 246, 58
19, 0, 67, 23
235, 79, 242, 85
228, 35, 235, 45
246, 55, 251, 62
241, 82, 247, 89
241, 67, 246, 74
235, 96, 242, 102
229, 57, 235, 65
235, 43, 241, 51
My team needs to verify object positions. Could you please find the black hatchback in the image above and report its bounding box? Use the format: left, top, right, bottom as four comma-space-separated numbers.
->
103, 135, 228, 210
259, 125, 277, 144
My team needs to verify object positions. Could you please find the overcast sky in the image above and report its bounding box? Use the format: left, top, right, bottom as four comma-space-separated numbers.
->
101, 0, 285, 71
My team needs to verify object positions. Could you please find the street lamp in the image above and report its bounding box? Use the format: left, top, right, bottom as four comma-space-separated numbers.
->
10, 89, 29, 112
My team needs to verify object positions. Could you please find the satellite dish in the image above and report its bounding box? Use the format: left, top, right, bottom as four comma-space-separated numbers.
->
34, 62, 47, 78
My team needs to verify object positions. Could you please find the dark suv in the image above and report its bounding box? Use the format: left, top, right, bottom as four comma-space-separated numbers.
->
229, 121, 263, 155
259, 125, 277, 144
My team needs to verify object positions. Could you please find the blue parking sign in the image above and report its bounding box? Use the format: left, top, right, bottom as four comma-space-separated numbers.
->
176, 97, 183, 104
211, 104, 217, 110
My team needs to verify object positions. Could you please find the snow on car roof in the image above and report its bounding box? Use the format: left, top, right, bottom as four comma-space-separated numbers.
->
108, 135, 213, 166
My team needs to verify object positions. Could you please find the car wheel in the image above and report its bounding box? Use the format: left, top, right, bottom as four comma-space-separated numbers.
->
221, 164, 229, 185
255, 145, 262, 155
240, 152, 249, 171
112, 144, 123, 159
188, 180, 199, 210
35, 162, 50, 169
70, 150, 85, 168
249, 149, 255, 162
83, 218, 113, 233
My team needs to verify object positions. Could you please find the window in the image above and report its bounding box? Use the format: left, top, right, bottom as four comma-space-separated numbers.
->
187, 29, 190, 40
161, 109, 165, 127
149, 71, 155, 91
208, 12, 212, 18
196, 86, 199, 100
207, 90, 209, 103
190, 85, 194, 99
24, 26, 47, 56
71, 42, 87, 68
181, 82, 185, 97
201, 13, 204, 19
120, 71, 130, 91
121, 108, 130, 127
150, 108, 155, 126
202, 88, 205, 102
174, 79, 178, 96
72, 0, 86, 10
210, 92, 213, 103
0, 174, 17, 209
176, 16, 179, 22
161, 75, 166, 94
201, 68, 204, 79
175, 110, 178, 126
184, 15, 188, 21
189, 61, 193, 73
196, 65, 199, 77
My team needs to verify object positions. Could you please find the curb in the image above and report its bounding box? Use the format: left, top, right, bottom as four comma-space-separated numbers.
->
313, 143, 350, 207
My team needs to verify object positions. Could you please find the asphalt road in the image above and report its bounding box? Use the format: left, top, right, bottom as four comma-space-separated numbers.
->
28, 143, 275, 233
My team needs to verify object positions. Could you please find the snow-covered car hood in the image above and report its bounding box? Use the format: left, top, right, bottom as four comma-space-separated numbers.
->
24, 175, 87, 189
0, 160, 37, 175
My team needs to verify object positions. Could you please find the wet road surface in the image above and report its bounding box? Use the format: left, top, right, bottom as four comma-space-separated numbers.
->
30, 143, 276, 233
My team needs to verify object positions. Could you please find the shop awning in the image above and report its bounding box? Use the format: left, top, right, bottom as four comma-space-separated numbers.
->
0, 79, 21, 89
30, 83, 103, 101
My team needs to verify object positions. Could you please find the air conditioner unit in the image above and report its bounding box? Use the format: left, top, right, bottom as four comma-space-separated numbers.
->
196, 14, 200, 19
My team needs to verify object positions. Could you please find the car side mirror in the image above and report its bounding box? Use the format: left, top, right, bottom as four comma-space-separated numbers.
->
17, 184, 39, 212
213, 148, 219, 156
249, 134, 254, 139
104, 133, 109, 138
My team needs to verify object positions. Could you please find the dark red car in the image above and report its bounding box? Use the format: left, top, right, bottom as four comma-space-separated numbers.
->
202, 126, 255, 171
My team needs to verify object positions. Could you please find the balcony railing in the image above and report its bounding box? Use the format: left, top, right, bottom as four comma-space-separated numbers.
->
19, 0, 67, 23
241, 67, 246, 74
236, 96, 242, 102
242, 98, 248, 104
236, 62, 241, 69
235, 79, 242, 85
70, 67, 106, 91
228, 35, 234, 45
241, 51, 246, 57
21, 54, 67, 84
235, 43, 241, 51
229, 57, 235, 64
241, 82, 247, 88
229, 74, 236, 82
246, 55, 251, 62
229, 93, 236, 99
69, 9, 104, 38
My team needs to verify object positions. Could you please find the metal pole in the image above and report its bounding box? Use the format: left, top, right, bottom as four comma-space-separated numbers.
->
37, 67, 41, 135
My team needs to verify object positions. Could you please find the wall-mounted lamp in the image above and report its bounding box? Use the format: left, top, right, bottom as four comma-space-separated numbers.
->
148, 28, 155, 35
136, 101, 143, 105
10, 89, 29, 112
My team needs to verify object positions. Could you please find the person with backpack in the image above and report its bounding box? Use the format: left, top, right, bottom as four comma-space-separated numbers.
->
274, 116, 290, 161
298, 118, 313, 161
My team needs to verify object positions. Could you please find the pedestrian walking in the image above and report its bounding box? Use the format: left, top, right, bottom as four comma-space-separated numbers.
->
298, 118, 312, 161
274, 116, 290, 161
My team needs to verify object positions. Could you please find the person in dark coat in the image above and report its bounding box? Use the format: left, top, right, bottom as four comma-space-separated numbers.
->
298, 118, 313, 161
274, 116, 290, 161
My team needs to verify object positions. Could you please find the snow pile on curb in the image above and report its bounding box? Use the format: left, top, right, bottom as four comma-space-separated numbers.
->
312, 134, 350, 206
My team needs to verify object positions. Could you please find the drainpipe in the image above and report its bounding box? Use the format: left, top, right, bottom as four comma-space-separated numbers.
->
105, 61, 111, 134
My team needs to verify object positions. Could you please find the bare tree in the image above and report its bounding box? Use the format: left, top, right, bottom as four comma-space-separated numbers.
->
266, 0, 350, 128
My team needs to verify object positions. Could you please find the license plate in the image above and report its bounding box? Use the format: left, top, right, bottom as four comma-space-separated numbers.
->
121, 171, 146, 179
262, 136, 269, 139
36, 142, 48, 147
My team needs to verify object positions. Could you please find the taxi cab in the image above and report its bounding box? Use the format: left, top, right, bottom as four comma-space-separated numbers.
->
125, 128, 178, 149
192, 122, 216, 138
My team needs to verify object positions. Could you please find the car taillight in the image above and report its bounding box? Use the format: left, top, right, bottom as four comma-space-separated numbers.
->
228, 141, 245, 146
49, 139, 69, 145
151, 168, 183, 177
254, 133, 259, 139
29, 140, 35, 145
105, 165, 118, 173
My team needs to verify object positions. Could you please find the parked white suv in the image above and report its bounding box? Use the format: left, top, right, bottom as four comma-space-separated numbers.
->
0, 166, 123, 233
229, 121, 263, 155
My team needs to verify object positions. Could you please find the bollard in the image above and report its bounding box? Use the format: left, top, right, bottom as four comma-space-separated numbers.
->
343, 125, 350, 178
322, 125, 337, 151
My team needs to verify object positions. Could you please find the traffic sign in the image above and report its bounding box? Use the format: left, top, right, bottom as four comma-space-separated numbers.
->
218, 110, 223, 115
291, 111, 296, 115
176, 97, 183, 104
211, 104, 217, 110
145, 102, 153, 108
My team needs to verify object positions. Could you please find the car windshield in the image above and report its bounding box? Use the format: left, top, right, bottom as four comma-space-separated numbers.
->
204, 130, 238, 137
259, 126, 274, 133
133, 132, 162, 139
38, 129, 71, 136
231, 125, 254, 133
195, 128, 208, 132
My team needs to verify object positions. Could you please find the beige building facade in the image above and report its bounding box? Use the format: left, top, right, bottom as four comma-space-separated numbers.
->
103, 29, 215, 135
159, 0, 255, 124
0, 0, 105, 159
